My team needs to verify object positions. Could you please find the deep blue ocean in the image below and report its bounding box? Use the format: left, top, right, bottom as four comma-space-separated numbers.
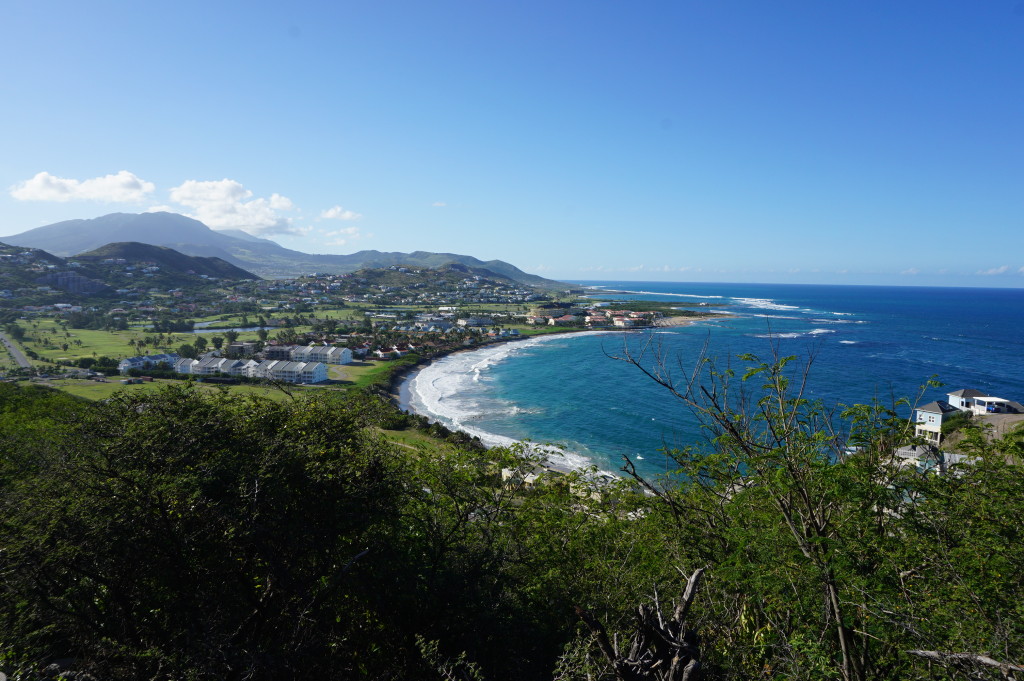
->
404, 282, 1024, 477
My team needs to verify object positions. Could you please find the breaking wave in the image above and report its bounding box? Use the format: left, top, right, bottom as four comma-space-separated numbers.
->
404, 332, 612, 474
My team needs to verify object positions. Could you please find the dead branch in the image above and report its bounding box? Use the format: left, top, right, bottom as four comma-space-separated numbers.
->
907, 649, 1024, 676
576, 569, 705, 681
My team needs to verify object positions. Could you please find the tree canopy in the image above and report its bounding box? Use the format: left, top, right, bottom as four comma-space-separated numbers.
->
0, 350, 1022, 680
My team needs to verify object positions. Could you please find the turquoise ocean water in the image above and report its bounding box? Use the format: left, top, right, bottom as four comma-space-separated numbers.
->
402, 282, 1024, 477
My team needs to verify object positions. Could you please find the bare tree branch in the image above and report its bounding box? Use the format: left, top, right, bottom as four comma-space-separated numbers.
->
907, 649, 1024, 674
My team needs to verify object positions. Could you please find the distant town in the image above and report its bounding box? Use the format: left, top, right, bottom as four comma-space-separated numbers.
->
0, 242, 714, 400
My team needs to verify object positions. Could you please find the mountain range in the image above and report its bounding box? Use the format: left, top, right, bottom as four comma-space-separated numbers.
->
4, 212, 563, 287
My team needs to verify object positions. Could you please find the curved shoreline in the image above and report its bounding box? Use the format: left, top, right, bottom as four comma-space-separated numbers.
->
388, 315, 722, 474
387, 314, 721, 409
396, 330, 619, 475
389, 328, 610, 410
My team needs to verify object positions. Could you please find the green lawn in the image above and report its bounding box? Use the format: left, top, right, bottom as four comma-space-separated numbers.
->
19, 319, 153, 363
378, 426, 458, 453
39, 376, 351, 402
331, 360, 402, 389
0, 342, 19, 371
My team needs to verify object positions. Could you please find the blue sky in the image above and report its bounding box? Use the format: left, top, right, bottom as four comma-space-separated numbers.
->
1, 1, 1022, 286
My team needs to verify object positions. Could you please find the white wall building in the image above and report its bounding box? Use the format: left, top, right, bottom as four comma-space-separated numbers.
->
118, 353, 179, 374
947, 388, 987, 410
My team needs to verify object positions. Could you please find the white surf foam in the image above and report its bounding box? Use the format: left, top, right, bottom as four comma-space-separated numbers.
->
750, 328, 836, 339
405, 332, 615, 474
733, 297, 802, 311
606, 289, 724, 300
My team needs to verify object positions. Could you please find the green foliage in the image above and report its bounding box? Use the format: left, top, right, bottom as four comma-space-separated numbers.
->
0, 385, 405, 679
604, 346, 1024, 680
4, 322, 25, 340
0, 385, 644, 681
1, 351, 1022, 681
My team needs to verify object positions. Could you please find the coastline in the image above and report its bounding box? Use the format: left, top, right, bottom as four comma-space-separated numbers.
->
390, 314, 722, 475
392, 330, 620, 476
386, 329, 589, 409
388, 313, 721, 407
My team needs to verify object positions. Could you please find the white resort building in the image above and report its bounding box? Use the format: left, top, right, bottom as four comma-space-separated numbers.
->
174, 356, 328, 384
118, 353, 180, 374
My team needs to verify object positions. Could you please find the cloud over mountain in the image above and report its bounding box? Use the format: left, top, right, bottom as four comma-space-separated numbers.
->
167, 179, 301, 237
10, 171, 155, 203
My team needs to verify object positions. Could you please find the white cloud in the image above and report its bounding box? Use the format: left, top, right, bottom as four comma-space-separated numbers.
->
900, 268, 920, 275
977, 265, 1010, 275
323, 225, 370, 247
168, 179, 300, 236
320, 205, 363, 221
10, 170, 155, 202
431, 201, 447, 207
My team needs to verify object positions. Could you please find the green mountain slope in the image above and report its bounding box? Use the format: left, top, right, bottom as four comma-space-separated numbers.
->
4, 212, 567, 287
73, 242, 258, 280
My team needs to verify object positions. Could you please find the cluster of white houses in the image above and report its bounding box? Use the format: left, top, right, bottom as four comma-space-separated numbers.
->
914, 388, 1023, 444
262, 343, 353, 365
174, 357, 328, 384
117, 343, 358, 385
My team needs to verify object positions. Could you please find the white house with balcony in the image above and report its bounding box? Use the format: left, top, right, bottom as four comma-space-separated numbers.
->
970, 396, 1022, 415
946, 388, 1022, 416
947, 388, 987, 411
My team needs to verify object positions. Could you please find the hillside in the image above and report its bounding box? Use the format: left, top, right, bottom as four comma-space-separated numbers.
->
73, 242, 258, 280
4, 212, 567, 287
0, 240, 259, 304
349, 261, 525, 288
0, 242, 110, 297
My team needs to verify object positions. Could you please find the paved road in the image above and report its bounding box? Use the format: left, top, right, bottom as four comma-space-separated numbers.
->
0, 331, 32, 369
